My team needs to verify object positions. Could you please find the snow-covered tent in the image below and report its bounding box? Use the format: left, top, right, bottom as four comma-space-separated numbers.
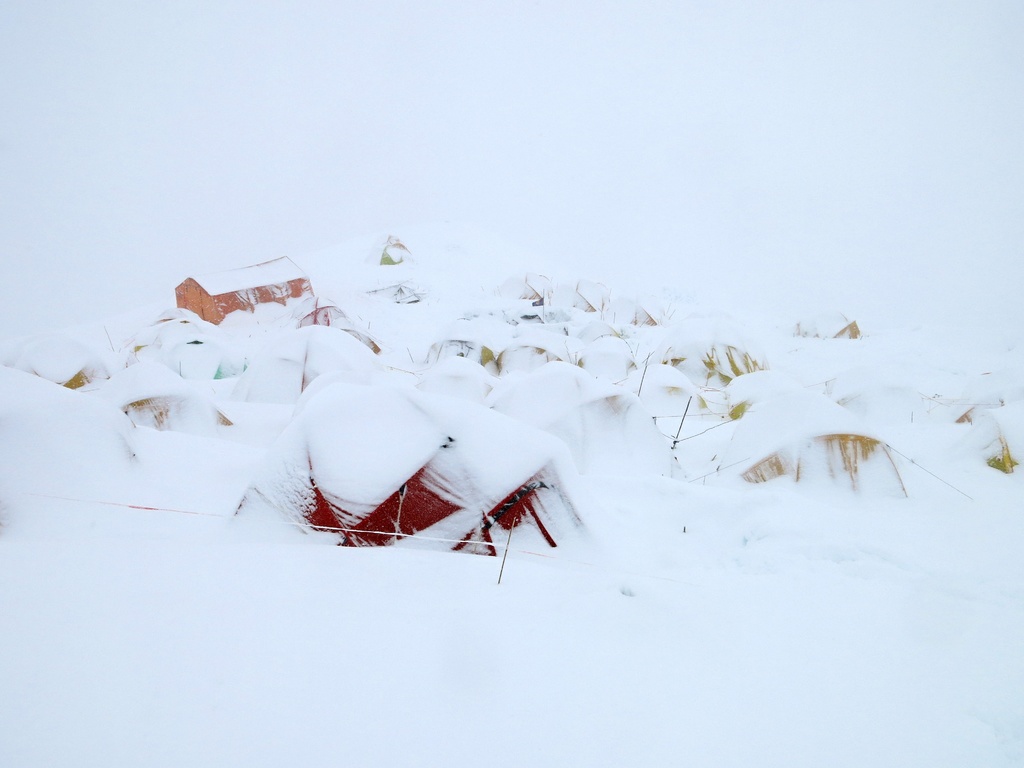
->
626, 363, 701, 417
577, 335, 636, 381
5, 334, 109, 390
573, 280, 611, 314
95, 362, 232, 436
175, 257, 314, 325
232, 326, 381, 404
574, 319, 620, 345
489, 362, 673, 476
494, 328, 579, 376
498, 273, 551, 304
375, 235, 412, 266
0, 367, 139, 505
295, 298, 381, 353
794, 312, 862, 339
655, 314, 767, 386
724, 390, 907, 496
964, 402, 1024, 473
417, 356, 497, 403
126, 313, 246, 380
236, 382, 583, 554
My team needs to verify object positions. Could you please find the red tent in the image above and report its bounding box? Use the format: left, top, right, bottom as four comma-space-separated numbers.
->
236, 382, 582, 555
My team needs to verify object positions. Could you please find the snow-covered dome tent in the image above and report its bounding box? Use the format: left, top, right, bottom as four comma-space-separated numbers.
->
655, 313, 768, 387
232, 325, 382, 404
488, 361, 674, 477
5, 334, 110, 390
417, 355, 497, 403
295, 298, 381, 353
723, 390, 907, 496
94, 362, 233, 436
236, 382, 584, 555
126, 310, 246, 380
962, 401, 1024, 474
0, 367, 140, 513
794, 311, 862, 339
577, 335, 636, 381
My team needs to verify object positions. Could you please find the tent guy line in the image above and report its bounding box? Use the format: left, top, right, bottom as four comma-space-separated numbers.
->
20, 492, 696, 586
882, 444, 975, 501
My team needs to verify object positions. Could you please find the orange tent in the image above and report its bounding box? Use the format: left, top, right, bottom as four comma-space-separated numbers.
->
175, 257, 313, 324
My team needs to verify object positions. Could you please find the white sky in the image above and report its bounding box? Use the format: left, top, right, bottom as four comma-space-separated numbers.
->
2, 1, 1022, 337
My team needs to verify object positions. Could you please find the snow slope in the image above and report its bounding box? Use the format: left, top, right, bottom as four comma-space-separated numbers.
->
1, 225, 1022, 767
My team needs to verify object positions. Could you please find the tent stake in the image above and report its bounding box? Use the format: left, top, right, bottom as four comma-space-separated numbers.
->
497, 509, 520, 585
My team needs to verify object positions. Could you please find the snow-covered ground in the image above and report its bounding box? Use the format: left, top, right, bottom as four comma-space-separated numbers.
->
3, 3, 1023, 764
1, 226, 1022, 767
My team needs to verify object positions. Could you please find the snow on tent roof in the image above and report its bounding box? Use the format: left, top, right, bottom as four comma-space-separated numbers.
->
237, 381, 583, 552
794, 312, 862, 339
655, 313, 768, 386
488, 361, 673, 476
417, 356, 497, 403
126, 314, 245, 380
232, 325, 382, 404
624, 363, 699, 417
8, 334, 109, 389
94, 361, 232, 436
965, 401, 1024, 473
190, 257, 308, 296
578, 335, 636, 381
723, 390, 906, 496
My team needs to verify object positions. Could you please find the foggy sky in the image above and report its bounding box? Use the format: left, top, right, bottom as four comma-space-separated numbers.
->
2, 1, 1022, 337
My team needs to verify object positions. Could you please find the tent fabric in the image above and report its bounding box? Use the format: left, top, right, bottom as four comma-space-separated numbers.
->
236, 382, 583, 554
175, 257, 313, 324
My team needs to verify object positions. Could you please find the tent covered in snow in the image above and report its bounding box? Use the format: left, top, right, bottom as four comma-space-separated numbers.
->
4, 334, 109, 390
963, 401, 1024, 474
794, 312, 862, 339
577, 335, 636, 381
95, 362, 233, 436
0, 366, 139, 505
723, 390, 907, 496
295, 298, 381, 353
417, 356, 497, 403
232, 326, 381, 404
175, 257, 313, 324
236, 382, 583, 554
655, 314, 767, 386
488, 362, 673, 476
126, 311, 246, 380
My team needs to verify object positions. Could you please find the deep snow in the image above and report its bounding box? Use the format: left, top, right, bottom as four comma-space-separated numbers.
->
1, 225, 1022, 767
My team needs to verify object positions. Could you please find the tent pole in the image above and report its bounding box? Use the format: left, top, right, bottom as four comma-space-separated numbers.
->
496, 508, 520, 585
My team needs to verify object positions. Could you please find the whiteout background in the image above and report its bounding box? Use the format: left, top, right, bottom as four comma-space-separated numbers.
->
2, 1, 1022, 336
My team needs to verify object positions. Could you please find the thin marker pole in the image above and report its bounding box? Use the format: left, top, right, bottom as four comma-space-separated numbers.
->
497, 509, 520, 585
673, 396, 693, 448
